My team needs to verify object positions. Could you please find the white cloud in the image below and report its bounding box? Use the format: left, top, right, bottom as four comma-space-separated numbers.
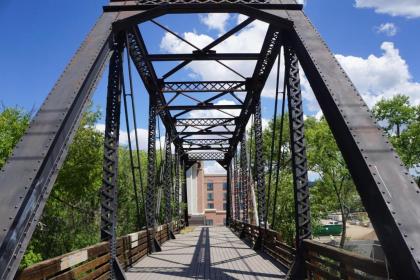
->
160, 18, 420, 119
355, 0, 420, 18
199, 13, 230, 33
159, 19, 319, 114
375, 22, 398, 36
95, 124, 165, 151
336, 42, 420, 107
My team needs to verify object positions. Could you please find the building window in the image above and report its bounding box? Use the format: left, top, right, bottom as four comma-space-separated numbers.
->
223, 192, 227, 201
207, 182, 213, 191
207, 203, 214, 209
223, 182, 227, 190
207, 193, 214, 201
206, 219, 213, 226
223, 203, 227, 210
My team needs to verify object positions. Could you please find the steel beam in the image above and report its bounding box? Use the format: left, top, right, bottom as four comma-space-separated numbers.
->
100, 39, 123, 279
174, 149, 181, 220
265, 7, 420, 278
226, 26, 282, 163
234, 153, 240, 220
183, 139, 230, 145
162, 81, 246, 93
104, 1, 303, 14
127, 27, 182, 150
145, 99, 159, 252
167, 104, 242, 110
254, 100, 266, 228
226, 164, 232, 225
175, 118, 236, 127
187, 152, 225, 161
148, 53, 260, 61
179, 131, 233, 136
240, 136, 249, 223
0, 12, 118, 279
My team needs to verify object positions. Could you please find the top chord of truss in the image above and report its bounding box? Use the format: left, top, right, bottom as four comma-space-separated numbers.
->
105, 0, 303, 11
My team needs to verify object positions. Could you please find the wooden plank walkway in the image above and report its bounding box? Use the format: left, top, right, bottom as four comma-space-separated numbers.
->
126, 226, 286, 279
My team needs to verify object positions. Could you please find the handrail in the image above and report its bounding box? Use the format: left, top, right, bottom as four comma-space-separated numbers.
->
16, 220, 184, 280
303, 239, 389, 279
230, 220, 389, 279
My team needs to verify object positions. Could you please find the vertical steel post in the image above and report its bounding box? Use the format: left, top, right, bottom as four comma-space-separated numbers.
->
146, 99, 160, 252
100, 35, 123, 279
254, 100, 266, 228
164, 132, 174, 238
253, 100, 266, 250
240, 137, 249, 224
174, 149, 180, 221
285, 46, 311, 279
182, 161, 189, 226
226, 163, 232, 226
233, 153, 240, 220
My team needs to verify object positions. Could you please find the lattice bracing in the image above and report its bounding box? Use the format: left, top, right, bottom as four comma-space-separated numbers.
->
187, 152, 226, 161
162, 81, 246, 92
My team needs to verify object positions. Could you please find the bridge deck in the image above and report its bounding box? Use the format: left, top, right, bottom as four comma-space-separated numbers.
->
126, 226, 286, 279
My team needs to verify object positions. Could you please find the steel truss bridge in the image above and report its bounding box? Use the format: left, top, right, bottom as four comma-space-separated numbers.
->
1, 0, 419, 279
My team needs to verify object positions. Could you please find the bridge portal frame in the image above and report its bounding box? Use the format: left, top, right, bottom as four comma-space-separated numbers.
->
0, 1, 419, 279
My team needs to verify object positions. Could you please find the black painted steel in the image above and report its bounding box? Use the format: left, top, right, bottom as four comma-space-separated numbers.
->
0, 12, 116, 279
285, 46, 311, 279
254, 100, 266, 228
1, 1, 418, 278
226, 164, 232, 225
145, 99, 159, 252
164, 132, 173, 225
175, 118, 236, 127
233, 152, 240, 220
280, 7, 420, 277
285, 46, 311, 245
240, 137, 249, 223
100, 38, 124, 280
174, 149, 181, 220
182, 162, 189, 226
162, 81, 246, 92
226, 26, 282, 163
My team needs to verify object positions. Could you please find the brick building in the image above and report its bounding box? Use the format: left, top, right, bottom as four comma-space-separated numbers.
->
186, 162, 228, 226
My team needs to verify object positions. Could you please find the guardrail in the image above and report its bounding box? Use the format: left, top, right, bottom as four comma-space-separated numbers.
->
16, 220, 184, 280
230, 220, 389, 279
303, 239, 389, 279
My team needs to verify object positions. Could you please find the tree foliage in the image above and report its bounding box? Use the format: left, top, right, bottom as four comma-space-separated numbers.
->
0, 106, 30, 169
373, 95, 420, 181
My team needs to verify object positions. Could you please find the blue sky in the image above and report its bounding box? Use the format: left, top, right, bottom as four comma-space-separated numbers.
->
1, 0, 419, 172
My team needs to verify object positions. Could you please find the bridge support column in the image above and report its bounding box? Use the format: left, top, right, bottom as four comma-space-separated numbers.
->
225, 163, 232, 226
253, 100, 266, 250
100, 34, 126, 279
240, 136, 249, 224
182, 161, 189, 227
174, 149, 181, 221
164, 132, 175, 239
234, 152, 240, 221
285, 46, 311, 279
145, 99, 161, 253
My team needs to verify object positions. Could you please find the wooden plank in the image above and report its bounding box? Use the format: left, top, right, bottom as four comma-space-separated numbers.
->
303, 240, 388, 277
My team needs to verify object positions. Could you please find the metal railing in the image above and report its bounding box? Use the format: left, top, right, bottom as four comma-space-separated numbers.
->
230, 220, 389, 279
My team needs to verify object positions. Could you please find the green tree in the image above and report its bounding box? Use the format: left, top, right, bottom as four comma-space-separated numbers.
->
306, 117, 362, 247
30, 109, 104, 259
372, 94, 415, 137
0, 106, 30, 169
373, 95, 420, 183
